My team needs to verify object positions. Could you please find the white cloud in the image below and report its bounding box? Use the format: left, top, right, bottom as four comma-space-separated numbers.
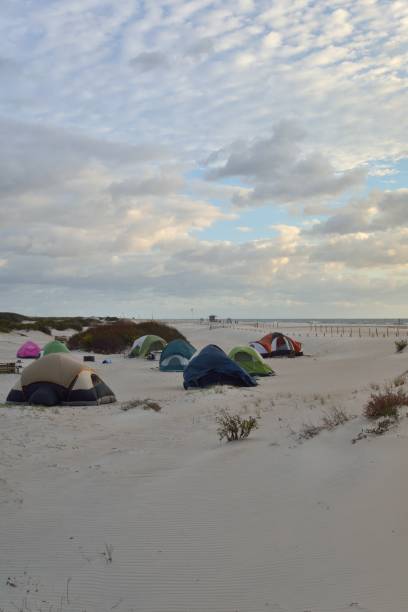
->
310, 189, 408, 234
206, 121, 366, 207
0, 0, 407, 316
262, 31, 282, 49
130, 51, 169, 72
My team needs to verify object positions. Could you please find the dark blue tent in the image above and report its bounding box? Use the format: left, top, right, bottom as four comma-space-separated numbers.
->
183, 345, 257, 389
160, 339, 196, 372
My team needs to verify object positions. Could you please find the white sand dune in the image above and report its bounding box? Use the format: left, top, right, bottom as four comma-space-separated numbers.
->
0, 324, 408, 611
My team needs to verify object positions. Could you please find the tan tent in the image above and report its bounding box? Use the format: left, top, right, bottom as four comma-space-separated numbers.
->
7, 353, 116, 406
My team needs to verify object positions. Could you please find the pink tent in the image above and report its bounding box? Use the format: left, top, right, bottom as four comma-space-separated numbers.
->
17, 340, 41, 359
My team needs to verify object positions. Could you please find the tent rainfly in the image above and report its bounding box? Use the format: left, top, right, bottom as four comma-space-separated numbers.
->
129, 335, 167, 358
17, 340, 41, 359
250, 332, 303, 358
6, 353, 116, 406
183, 344, 257, 389
43, 340, 70, 356
228, 346, 275, 376
159, 339, 196, 372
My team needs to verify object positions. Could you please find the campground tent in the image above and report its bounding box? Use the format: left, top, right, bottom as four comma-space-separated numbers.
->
6, 353, 116, 406
250, 332, 303, 358
248, 341, 268, 357
159, 339, 196, 372
228, 346, 275, 376
183, 344, 257, 389
17, 340, 41, 359
43, 340, 70, 356
129, 335, 167, 358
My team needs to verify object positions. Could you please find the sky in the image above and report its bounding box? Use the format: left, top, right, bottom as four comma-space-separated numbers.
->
0, 0, 407, 318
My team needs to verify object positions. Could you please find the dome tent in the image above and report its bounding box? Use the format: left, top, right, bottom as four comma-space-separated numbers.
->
183, 345, 257, 389
228, 346, 275, 376
159, 339, 196, 372
129, 335, 167, 358
43, 340, 70, 356
248, 341, 268, 357
17, 340, 41, 359
6, 353, 116, 406
250, 332, 303, 358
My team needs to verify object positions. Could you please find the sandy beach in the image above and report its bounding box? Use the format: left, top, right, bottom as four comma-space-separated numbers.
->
1, 323, 408, 612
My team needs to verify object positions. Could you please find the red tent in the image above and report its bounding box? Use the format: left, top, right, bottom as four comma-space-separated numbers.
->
250, 332, 302, 357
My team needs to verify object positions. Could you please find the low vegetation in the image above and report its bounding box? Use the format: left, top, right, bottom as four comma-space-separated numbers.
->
102, 543, 113, 563
216, 408, 259, 442
393, 373, 407, 387
296, 406, 350, 441
68, 320, 186, 354
364, 387, 408, 420
120, 398, 162, 412
353, 380, 408, 443
395, 339, 408, 353
0, 312, 98, 335
352, 415, 400, 444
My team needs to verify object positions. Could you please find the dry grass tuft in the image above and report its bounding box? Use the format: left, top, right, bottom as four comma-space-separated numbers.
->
364, 388, 408, 420
103, 543, 113, 563
120, 399, 162, 412
352, 416, 399, 444
321, 406, 349, 429
393, 371, 408, 387
296, 422, 323, 440
216, 409, 259, 442
296, 406, 350, 441
395, 339, 408, 353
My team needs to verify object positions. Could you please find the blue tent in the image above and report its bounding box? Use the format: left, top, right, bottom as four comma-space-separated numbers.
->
160, 339, 196, 372
183, 345, 257, 389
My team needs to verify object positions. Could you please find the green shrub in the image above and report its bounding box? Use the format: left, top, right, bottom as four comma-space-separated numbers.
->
0, 313, 97, 334
216, 409, 259, 442
68, 320, 186, 354
0, 313, 25, 333
0, 312, 26, 323
36, 324, 52, 336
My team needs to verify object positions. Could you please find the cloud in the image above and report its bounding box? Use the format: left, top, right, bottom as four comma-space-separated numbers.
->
311, 189, 408, 235
130, 51, 169, 72
0, 57, 18, 76
0, 118, 166, 200
109, 172, 183, 199
0, 0, 407, 316
262, 31, 282, 49
310, 229, 408, 268
185, 37, 215, 58
207, 121, 366, 206
0, 119, 228, 269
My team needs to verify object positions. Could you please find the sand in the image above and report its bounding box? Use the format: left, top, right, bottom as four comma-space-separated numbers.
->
1, 323, 408, 612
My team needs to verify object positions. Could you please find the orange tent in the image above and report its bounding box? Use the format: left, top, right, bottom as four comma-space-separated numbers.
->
250, 332, 302, 357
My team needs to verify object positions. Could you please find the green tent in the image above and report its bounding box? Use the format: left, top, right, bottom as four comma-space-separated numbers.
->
228, 346, 275, 376
129, 334, 167, 358
43, 340, 70, 356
